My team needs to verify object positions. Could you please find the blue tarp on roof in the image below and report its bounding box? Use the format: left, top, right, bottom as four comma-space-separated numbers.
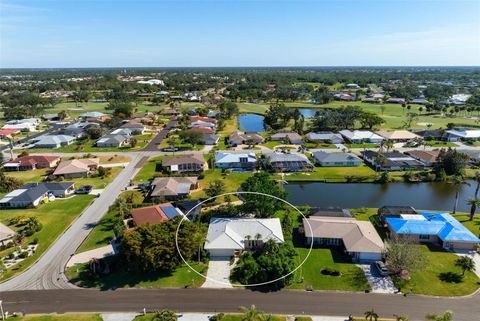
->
386, 212, 480, 243
160, 205, 179, 219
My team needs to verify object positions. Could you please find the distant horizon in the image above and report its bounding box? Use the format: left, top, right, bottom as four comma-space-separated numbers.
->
1, 65, 480, 71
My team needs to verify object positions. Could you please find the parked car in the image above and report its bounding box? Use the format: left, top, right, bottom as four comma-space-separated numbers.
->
162, 147, 179, 152
75, 185, 93, 194
374, 261, 390, 276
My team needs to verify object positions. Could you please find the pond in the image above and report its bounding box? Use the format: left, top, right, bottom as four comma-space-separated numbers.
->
285, 180, 477, 212
296, 108, 323, 118
238, 113, 265, 132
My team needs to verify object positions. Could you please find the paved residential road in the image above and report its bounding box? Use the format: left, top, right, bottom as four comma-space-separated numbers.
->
0, 151, 150, 291
1, 288, 479, 321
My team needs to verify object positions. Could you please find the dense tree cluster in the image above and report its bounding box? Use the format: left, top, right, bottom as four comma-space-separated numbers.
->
312, 106, 384, 131
231, 240, 297, 288
240, 172, 288, 218
121, 218, 205, 272
434, 149, 470, 176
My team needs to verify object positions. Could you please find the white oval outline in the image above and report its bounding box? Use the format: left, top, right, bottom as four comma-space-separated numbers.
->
175, 191, 314, 287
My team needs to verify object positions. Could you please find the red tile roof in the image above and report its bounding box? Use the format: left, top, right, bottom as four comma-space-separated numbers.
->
12, 155, 60, 166
189, 127, 214, 134
0, 129, 19, 136
190, 116, 217, 123
130, 203, 172, 225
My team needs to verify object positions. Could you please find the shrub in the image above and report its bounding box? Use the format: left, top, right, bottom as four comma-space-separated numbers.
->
321, 268, 341, 276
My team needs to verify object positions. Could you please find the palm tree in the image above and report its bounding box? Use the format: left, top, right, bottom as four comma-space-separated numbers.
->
364, 308, 379, 321
385, 140, 394, 153
455, 256, 475, 276
473, 171, 480, 197
194, 232, 206, 263
393, 315, 409, 321
425, 310, 453, 321
467, 197, 480, 221
451, 175, 465, 214
240, 305, 262, 321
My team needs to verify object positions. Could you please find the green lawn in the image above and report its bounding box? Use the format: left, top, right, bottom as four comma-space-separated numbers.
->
76, 208, 117, 253
133, 155, 165, 184
0, 195, 95, 281
192, 168, 251, 199
216, 116, 238, 149
424, 141, 457, 147
395, 244, 480, 296
262, 141, 283, 149
66, 257, 207, 290
284, 165, 377, 182
344, 143, 378, 149
289, 247, 370, 292
18, 314, 102, 321
5, 166, 122, 189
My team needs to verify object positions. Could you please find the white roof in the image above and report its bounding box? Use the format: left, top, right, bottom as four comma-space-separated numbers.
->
339, 130, 383, 140
446, 129, 480, 139
451, 94, 471, 102
215, 152, 257, 164
205, 217, 284, 250
0, 189, 28, 204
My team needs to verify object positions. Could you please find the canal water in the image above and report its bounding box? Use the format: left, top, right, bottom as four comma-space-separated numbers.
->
238, 114, 265, 132
285, 180, 477, 212
296, 108, 323, 118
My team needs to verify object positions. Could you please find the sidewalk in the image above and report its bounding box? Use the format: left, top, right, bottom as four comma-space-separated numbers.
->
66, 243, 117, 267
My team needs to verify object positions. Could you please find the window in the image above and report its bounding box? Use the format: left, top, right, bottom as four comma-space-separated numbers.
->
419, 234, 430, 240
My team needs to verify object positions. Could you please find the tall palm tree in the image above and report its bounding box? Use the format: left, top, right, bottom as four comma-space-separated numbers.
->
364, 308, 379, 321
451, 175, 465, 214
240, 305, 262, 321
467, 197, 480, 221
425, 310, 453, 321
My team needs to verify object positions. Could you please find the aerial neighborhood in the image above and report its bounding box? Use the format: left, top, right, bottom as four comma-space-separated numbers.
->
1, 66, 480, 321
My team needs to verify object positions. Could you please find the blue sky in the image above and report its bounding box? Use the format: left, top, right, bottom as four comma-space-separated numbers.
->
0, 0, 479, 68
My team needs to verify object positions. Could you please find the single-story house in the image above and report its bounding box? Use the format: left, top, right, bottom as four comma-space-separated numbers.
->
0, 128, 19, 138
22, 182, 75, 198
53, 158, 100, 178
339, 130, 384, 144
303, 216, 385, 262
204, 217, 284, 257
0, 222, 16, 245
215, 152, 258, 171
130, 203, 182, 226
190, 116, 217, 124
79, 112, 109, 122
305, 132, 344, 144
375, 130, 420, 142
385, 98, 405, 104
149, 176, 198, 202
3, 155, 60, 171
361, 151, 424, 171
386, 212, 480, 251
96, 134, 130, 147
414, 129, 449, 141
120, 122, 146, 135
202, 133, 221, 145
189, 126, 214, 135
3, 118, 40, 132
270, 132, 303, 145
62, 122, 99, 139
33, 135, 76, 148
457, 150, 480, 164
265, 151, 314, 172
411, 98, 431, 105
162, 154, 207, 173
313, 151, 362, 167
445, 129, 480, 141
406, 150, 440, 167
0, 182, 75, 209
228, 132, 264, 146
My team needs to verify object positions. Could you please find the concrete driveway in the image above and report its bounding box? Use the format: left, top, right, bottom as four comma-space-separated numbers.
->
201, 257, 234, 288
357, 264, 397, 294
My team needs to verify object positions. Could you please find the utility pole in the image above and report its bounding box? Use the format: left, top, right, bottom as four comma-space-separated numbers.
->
0, 299, 5, 320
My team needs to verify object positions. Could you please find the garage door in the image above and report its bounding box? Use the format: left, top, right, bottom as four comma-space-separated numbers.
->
358, 252, 382, 262
209, 249, 234, 257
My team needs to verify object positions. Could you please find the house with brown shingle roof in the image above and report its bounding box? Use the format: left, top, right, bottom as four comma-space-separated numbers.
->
303, 216, 385, 262
228, 132, 264, 146
161, 154, 207, 173
406, 150, 440, 167
53, 158, 100, 178
149, 176, 198, 202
